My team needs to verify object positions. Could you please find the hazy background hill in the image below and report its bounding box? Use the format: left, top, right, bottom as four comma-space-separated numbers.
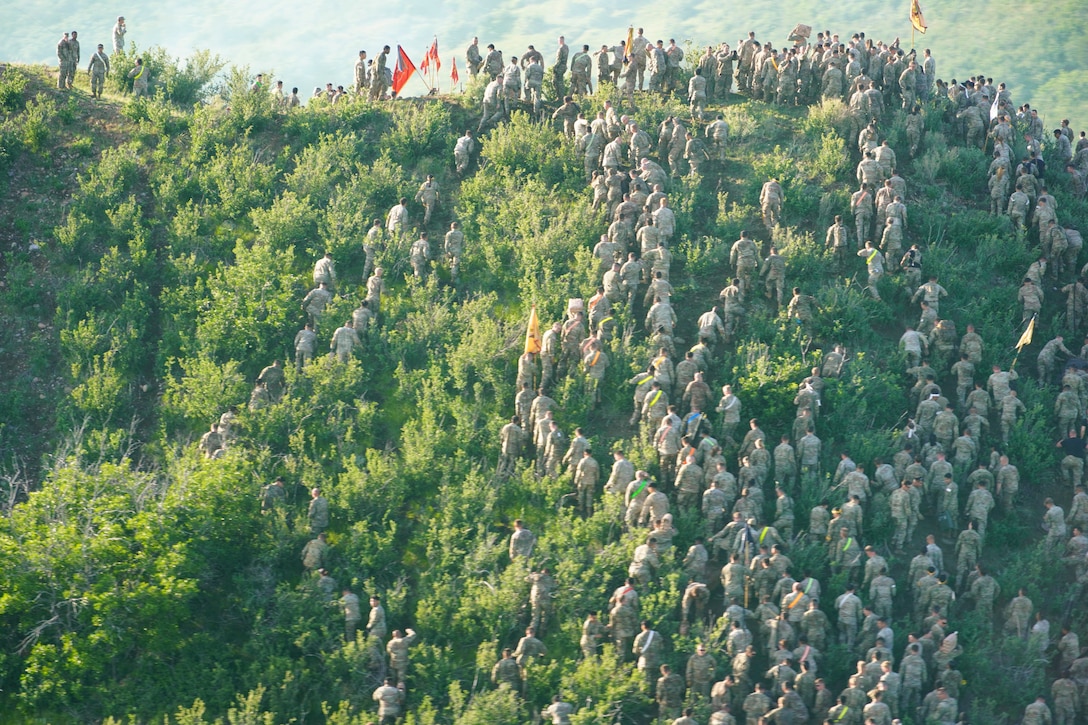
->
9, 0, 1087, 126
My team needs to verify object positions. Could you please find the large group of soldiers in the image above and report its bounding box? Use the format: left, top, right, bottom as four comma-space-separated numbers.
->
150, 17, 1088, 725
468, 25, 1087, 725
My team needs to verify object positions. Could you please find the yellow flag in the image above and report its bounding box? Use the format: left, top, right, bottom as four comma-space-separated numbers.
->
525, 305, 542, 354
624, 26, 635, 62
1016, 316, 1035, 350
910, 0, 928, 34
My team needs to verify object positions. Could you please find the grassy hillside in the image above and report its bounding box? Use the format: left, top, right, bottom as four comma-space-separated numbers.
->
0, 48, 1085, 725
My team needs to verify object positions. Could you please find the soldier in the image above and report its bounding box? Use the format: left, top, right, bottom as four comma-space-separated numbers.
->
307, 486, 329, 534
453, 129, 476, 176
852, 183, 875, 245
572, 610, 605, 662
858, 241, 885, 299
498, 417, 525, 480
542, 694, 575, 725
369, 46, 390, 100
788, 288, 817, 334
301, 532, 328, 572
259, 476, 287, 516
519, 568, 553, 637
465, 37, 483, 78
653, 197, 677, 247
646, 661, 685, 721
826, 215, 850, 273
966, 564, 999, 624
684, 131, 710, 175
503, 518, 536, 563
513, 624, 547, 682
413, 174, 440, 226
743, 682, 773, 724
301, 281, 332, 327
63, 31, 81, 89
573, 448, 600, 517
634, 620, 665, 687
127, 56, 150, 97
87, 43, 110, 99
380, 627, 417, 685
1045, 497, 1069, 550
604, 592, 637, 659
491, 648, 521, 692
835, 583, 863, 648
482, 43, 503, 79
372, 678, 405, 725
293, 323, 317, 370
112, 16, 126, 54
1005, 587, 1035, 638
761, 178, 784, 230
730, 231, 761, 297
548, 36, 569, 99
198, 422, 223, 459
705, 113, 731, 163
1052, 677, 1078, 725
1023, 696, 1054, 725
1038, 335, 1073, 383
353, 50, 369, 94
409, 232, 431, 279
330, 320, 359, 362
1000, 389, 1027, 443
364, 594, 388, 642
1058, 429, 1088, 491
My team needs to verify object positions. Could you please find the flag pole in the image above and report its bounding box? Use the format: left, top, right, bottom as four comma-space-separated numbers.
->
1011, 313, 1037, 371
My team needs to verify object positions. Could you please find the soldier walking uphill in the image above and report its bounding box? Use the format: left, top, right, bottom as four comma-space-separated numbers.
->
87, 44, 110, 99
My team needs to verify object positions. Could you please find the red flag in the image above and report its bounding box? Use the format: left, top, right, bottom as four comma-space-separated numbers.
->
392, 45, 418, 96
420, 49, 430, 73
451, 57, 459, 86
428, 38, 441, 71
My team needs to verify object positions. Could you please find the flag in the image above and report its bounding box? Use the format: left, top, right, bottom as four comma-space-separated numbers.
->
989, 96, 1000, 122
451, 57, 459, 86
392, 45, 417, 96
428, 38, 441, 71
624, 26, 635, 62
420, 51, 429, 74
910, 0, 928, 34
525, 305, 542, 354
1016, 315, 1035, 350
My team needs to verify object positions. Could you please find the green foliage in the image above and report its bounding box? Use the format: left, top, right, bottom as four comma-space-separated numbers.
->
161, 356, 249, 436
193, 239, 298, 366
0, 67, 29, 112
19, 93, 54, 155
480, 111, 576, 188
108, 46, 226, 105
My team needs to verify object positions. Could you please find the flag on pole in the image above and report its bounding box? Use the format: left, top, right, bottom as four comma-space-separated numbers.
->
392, 45, 418, 96
420, 51, 430, 74
451, 57, 459, 87
910, 0, 928, 34
623, 26, 635, 62
989, 96, 1000, 122
427, 38, 441, 71
525, 305, 542, 354
1016, 315, 1035, 351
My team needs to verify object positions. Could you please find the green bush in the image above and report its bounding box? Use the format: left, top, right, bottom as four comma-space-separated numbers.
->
0, 67, 28, 112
